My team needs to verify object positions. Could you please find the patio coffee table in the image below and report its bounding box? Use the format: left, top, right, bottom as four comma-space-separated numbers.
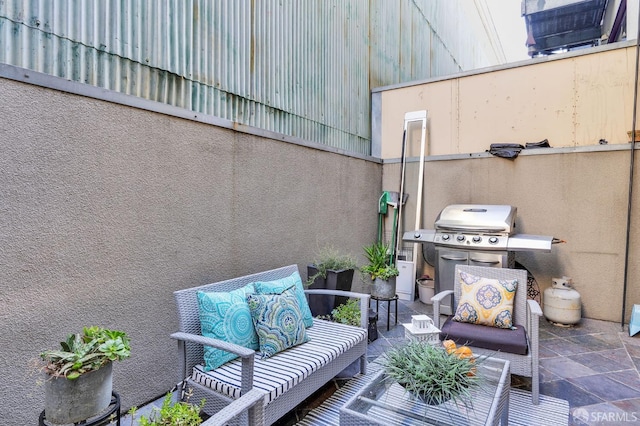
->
340, 357, 510, 425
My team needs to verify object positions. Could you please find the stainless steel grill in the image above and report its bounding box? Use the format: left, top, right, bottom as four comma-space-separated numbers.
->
404, 204, 556, 314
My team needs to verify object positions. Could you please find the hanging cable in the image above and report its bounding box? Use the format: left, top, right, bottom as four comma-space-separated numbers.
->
621, 1, 640, 329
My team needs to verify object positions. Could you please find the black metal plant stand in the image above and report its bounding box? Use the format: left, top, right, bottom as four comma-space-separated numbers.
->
39, 392, 121, 426
369, 294, 398, 331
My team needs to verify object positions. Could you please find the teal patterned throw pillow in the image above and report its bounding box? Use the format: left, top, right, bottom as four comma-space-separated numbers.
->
247, 285, 310, 358
253, 271, 314, 328
197, 285, 259, 370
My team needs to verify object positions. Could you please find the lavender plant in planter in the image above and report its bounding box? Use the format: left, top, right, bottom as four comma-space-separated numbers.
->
305, 246, 356, 316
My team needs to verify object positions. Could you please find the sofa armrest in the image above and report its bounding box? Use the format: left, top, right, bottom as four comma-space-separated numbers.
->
526, 298, 542, 344
304, 289, 370, 329
527, 298, 543, 318
431, 290, 454, 328
171, 332, 255, 356
200, 388, 265, 426
171, 332, 255, 395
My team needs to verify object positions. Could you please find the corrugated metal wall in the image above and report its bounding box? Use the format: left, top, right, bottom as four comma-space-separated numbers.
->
0, 0, 503, 155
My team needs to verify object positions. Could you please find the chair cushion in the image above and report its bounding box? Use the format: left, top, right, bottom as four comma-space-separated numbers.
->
247, 285, 310, 358
253, 271, 314, 328
452, 271, 518, 329
440, 316, 529, 355
190, 319, 367, 405
197, 284, 259, 371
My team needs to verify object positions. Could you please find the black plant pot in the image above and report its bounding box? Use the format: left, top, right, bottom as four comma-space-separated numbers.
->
400, 385, 452, 406
414, 390, 452, 406
368, 308, 378, 342
307, 265, 355, 316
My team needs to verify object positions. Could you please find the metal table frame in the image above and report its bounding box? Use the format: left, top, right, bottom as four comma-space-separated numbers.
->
340, 357, 510, 425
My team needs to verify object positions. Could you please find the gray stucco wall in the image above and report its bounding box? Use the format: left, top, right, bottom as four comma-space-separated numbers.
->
1, 74, 381, 424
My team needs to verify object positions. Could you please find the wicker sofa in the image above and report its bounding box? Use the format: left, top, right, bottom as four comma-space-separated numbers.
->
171, 264, 370, 425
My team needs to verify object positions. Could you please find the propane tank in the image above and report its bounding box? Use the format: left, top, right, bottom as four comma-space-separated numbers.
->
544, 276, 582, 325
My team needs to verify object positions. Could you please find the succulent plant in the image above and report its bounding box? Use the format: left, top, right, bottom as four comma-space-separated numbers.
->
40, 326, 130, 380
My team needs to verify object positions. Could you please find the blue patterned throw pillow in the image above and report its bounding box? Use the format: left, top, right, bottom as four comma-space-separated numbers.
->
197, 284, 259, 370
247, 285, 310, 358
253, 271, 314, 328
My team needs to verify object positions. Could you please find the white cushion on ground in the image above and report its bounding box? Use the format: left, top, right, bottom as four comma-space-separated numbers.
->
191, 319, 367, 405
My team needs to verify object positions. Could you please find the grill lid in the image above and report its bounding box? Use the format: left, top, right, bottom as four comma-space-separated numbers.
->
403, 204, 558, 253
434, 204, 516, 235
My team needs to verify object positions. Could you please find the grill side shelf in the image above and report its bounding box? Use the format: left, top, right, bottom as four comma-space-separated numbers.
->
507, 234, 554, 252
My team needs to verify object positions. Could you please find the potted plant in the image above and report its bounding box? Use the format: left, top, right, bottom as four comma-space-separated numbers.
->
39, 326, 131, 424
317, 298, 361, 326
129, 390, 205, 425
306, 245, 357, 316
381, 340, 479, 406
361, 241, 399, 299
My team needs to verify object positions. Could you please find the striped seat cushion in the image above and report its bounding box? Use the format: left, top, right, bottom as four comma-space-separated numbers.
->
191, 319, 367, 405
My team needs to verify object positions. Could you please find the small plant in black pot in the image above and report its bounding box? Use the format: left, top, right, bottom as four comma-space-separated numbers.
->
306, 245, 357, 316
129, 390, 205, 426
317, 298, 378, 343
316, 298, 361, 326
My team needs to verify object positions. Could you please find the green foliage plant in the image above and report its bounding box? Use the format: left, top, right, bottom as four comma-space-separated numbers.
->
305, 245, 357, 286
319, 298, 360, 326
40, 326, 131, 380
361, 241, 399, 281
382, 341, 480, 406
133, 391, 205, 426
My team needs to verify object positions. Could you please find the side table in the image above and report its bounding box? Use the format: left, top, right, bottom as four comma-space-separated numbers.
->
369, 294, 398, 331
341, 357, 511, 425
40, 392, 121, 426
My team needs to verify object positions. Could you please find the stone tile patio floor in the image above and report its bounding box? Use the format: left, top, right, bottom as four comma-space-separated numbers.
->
125, 298, 640, 425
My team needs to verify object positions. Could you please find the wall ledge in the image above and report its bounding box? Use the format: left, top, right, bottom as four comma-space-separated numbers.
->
0, 63, 380, 164
383, 142, 640, 164
373, 40, 638, 93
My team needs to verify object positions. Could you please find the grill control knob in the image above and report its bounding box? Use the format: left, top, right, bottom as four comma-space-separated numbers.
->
472, 236, 481, 243
442, 234, 450, 241
488, 237, 499, 244
456, 235, 465, 242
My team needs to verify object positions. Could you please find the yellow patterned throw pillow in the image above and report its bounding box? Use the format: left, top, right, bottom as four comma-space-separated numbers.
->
452, 271, 518, 329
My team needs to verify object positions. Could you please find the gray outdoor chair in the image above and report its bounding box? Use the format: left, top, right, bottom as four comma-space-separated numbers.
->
432, 265, 542, 404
